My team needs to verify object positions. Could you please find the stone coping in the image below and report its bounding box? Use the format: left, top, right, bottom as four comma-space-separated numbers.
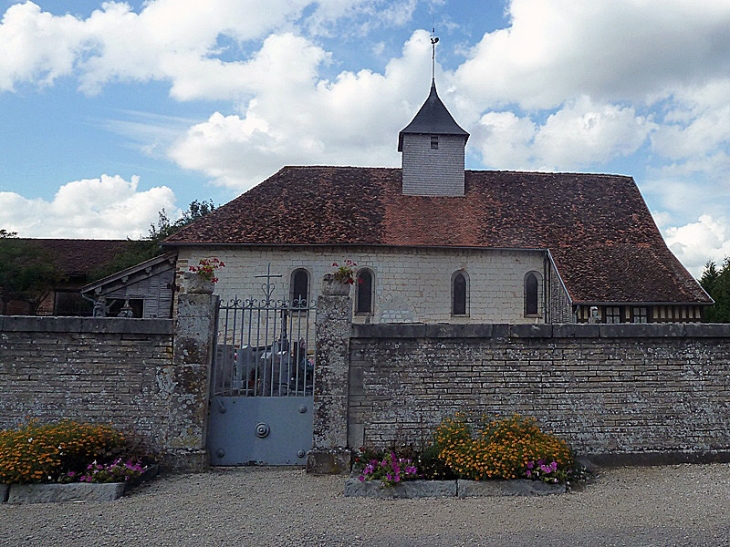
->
0, 315, 173, 335
351, 322, 730, 340
344, 478, 565, 498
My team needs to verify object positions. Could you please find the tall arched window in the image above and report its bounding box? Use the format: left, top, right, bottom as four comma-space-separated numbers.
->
452, 270, 468, 316
291, 268, 309, 307
355, 269, 373, 315
524, 272, 540, 316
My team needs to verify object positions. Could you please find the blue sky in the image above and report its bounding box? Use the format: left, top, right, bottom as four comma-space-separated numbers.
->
1, 0, 730, 276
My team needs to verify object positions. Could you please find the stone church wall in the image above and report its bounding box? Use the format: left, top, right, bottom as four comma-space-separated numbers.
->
176, 246, 547, 325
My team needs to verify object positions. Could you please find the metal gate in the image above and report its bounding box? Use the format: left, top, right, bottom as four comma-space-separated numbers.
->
207, 280, 316, 466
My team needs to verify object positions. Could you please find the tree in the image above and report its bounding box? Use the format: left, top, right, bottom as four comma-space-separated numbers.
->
0, 232, 66, 315
699, 259, 730, 322
89, 199, 216, 281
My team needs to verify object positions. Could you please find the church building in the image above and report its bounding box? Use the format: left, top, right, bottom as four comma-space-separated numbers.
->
164, 80, 711, 324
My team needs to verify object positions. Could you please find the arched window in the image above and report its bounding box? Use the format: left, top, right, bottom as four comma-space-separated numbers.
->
524, 272, 541, 316
291, 268, 309, 307
355, 269, 373, 315
452, 270, 468, 316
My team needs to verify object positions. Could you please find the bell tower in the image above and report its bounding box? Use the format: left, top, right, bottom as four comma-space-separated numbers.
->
398, 35, 469, 196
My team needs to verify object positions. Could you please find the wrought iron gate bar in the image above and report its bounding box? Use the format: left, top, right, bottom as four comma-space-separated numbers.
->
213, 295, 317, 398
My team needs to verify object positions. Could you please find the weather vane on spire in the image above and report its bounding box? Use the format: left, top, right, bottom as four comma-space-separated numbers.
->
430, 27, 439, 82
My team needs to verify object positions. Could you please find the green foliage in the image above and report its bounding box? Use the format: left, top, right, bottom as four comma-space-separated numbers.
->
0, 233, 66, 314
700, 259, 730, 322
433, 413, 574, 481
88, 199, 217, 282
0, 421, 128, 484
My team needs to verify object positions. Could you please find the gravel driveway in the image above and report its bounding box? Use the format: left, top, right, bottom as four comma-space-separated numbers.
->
2, 463, 730, 546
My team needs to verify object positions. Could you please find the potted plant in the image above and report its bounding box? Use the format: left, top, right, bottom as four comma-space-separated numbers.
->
322, 260, 357, 295
184, 257, 225, 294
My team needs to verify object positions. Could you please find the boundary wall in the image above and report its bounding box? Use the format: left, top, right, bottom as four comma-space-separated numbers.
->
0, 293, 216, 472
344, 322, 730, 466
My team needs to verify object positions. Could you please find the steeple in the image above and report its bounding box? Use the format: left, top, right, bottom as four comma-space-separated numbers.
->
398, 80, 470, 196
398, 80, 469, 152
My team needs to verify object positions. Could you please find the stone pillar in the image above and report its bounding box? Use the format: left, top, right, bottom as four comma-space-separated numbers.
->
307, 286, 353, 474
165, 292, 218, 473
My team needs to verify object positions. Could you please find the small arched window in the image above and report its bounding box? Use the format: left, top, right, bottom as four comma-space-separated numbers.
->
355, 269, 374, 315
452, 270, 468, 316
524, 272, 540, 316
291, 268, 309, 307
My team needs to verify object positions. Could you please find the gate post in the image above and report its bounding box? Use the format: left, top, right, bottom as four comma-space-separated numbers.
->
307, 277, 353, 474
165, 291, 218, 473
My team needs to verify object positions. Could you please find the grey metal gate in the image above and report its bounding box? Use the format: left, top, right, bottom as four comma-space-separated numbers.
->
207, 279, 316, 465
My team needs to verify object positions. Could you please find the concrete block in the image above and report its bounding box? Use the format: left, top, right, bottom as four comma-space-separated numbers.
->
1, 483, 8, 503
457, 479, 566, 497
344, 479, 457, 498
306, 449, 352, 475
7, 483, 126, 504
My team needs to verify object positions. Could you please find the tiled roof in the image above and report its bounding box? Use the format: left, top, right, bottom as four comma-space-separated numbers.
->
20, 239, 140, 278
164, 166, 710, 305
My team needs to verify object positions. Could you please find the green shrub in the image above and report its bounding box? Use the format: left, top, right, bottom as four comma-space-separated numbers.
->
0, 421, 128, 484
434, 413, 573, 481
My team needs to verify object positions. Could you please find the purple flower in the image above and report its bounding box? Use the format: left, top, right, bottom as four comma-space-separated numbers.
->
526, 461, 534, 470
526, 470, 532, 478
358, 475, 365, 482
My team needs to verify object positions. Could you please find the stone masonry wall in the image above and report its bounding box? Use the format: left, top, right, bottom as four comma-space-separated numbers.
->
348, 323, 730, 463
0, 317, 173, 450
177, 246, 547, 326
0, 296, 215, 472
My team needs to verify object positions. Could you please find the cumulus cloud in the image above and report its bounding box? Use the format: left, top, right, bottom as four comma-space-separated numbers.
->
454, 0, 730, 109
169, 31, 436, 190
658, 215, 730, 277
0, 175, 178, 239
471, 98, 652, 170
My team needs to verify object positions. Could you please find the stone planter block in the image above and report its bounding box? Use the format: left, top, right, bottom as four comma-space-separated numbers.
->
321, 274, 351, 296
457, 478, 566, 497
345, 479, 458, 498
183, 272, 215, 294
7, 482, 126, 504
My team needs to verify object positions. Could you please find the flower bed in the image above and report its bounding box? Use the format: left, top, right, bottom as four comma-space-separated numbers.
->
0, 420, 157, 504
3, 464, 158, 504
349, 414, 585, 498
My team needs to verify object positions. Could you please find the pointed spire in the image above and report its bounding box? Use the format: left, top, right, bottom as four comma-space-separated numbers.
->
397, 80, 469, 151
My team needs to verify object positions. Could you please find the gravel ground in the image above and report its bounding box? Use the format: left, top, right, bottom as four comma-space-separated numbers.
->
2, 463, 730, 547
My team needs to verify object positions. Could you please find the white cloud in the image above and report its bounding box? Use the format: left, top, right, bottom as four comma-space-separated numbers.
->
471, 98, 652, 170
533, 98, 653, 169
0, 175, 178, 239
659, 214, 730, 277
0, 2, 86, 91
0, 0, 418, 97
169, 31, 435, 190
455, 0, 730, 109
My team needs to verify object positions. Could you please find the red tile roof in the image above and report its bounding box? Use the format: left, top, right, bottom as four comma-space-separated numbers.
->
21, 239, 140, 278
164, 166, 710, 305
